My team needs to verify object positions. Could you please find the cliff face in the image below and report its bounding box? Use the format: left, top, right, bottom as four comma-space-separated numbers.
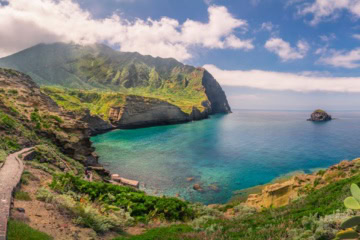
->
202, 69, 231, 114
107, 95, 209, 128
0, 68, 98, 166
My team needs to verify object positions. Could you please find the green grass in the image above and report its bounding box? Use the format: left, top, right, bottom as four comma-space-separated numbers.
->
14, 191, 32, 201
7, 219, 52, 240
113, 225, 194, 240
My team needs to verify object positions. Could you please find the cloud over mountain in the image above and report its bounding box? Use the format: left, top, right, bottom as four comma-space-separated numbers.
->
0, 0, 253, 60
204, 64, 360, 93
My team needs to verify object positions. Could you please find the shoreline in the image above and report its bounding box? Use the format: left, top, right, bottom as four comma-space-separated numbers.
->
91, 122, 349, 207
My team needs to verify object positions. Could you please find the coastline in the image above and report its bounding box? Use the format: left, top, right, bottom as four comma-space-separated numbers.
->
90, 121, 353, 208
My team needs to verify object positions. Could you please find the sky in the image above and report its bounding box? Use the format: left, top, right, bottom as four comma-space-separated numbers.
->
2, 0, 360, 110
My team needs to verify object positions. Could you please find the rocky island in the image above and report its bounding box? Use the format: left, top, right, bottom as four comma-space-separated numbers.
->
308, 109, 332, 122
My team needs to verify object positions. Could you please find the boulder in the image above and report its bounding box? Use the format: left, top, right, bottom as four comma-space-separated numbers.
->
193, 183, 204, 192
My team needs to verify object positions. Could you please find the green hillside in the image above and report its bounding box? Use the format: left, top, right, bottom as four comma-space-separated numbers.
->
0, 43, 230, 115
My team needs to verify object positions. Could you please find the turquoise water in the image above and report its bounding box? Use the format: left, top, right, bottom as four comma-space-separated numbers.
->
91, 110, 360, 204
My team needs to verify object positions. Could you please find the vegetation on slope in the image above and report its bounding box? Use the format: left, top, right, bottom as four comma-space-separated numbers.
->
0, 43, 213, 115
115, 173, 360, 240
42, 85, 207, 117
50, 173, 194, 222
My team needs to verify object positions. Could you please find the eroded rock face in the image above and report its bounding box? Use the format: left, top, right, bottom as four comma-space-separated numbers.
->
245, 158, 360, 210
202, 69, 231, 114
108, 95, 208, 128
80, 110, 114, 136
308, 109, 332, 122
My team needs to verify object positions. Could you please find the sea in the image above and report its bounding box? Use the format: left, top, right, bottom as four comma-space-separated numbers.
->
91, 110, 360, 204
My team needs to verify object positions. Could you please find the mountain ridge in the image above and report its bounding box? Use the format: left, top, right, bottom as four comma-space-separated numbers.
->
0, 43, 231, 130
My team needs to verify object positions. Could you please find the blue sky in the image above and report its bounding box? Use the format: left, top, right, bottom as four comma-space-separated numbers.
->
2, 0, 360, 110
73, 0, 360, 75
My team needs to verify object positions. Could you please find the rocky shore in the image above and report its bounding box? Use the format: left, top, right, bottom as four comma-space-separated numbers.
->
244, 158, 360, 209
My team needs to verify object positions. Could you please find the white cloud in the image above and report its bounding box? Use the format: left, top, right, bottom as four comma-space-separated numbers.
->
319, 48, 360, 68
320, 33, 336, 42
204, 64, 360, 93
353, 33, 360, 40
250, 0, 261, 7
0, 0, 254, 60
264, 38, 309, 61
299, 0, 360, 25
224, 35, 254, 50
261, 22, 275, 32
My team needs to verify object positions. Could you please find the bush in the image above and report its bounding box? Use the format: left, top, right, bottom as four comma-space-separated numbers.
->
0, 136, 20, 151
36, 188, 55, 203
50, 173, 194, 222
8, 89, 18, 95
36, 188, 131, 233
21, 171, 39, 185
30, 112, 42, 129
48, 115, 63, 124
0, 112, 16, 129
14, 191, 32, 201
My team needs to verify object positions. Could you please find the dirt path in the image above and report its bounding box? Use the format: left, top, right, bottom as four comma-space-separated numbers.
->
0, 147, 33, 240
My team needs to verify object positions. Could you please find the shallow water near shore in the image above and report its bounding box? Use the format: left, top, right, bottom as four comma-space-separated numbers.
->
91, 110, 360, 204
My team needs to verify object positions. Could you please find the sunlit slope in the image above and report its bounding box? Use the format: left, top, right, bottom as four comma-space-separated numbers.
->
0, 43, 230, 114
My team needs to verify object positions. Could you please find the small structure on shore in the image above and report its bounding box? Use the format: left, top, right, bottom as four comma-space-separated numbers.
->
111, 174, 139, 188
307, 109, 332, 122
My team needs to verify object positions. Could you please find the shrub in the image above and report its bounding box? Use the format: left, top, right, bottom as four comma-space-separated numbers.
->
0, 136, 20, 151
14, 191, 32, 201
48, 115, 63, 124
21, 171, 39, 185
30, 112, 42, 129
36, 188, 55, 203
50, 173, 194, 222
8, 89, 18, 95
36, 188, 131, 233
0, 112, 16, 129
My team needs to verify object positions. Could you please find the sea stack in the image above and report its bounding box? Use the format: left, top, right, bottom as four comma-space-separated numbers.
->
308, 109, 332, 122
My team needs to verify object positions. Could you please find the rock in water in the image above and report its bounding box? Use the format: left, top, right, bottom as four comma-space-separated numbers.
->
308, 109, 332, 122
193, 184, 204, 192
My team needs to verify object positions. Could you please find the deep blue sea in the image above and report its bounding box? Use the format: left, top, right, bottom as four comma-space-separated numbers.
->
91, 110, 360, 204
